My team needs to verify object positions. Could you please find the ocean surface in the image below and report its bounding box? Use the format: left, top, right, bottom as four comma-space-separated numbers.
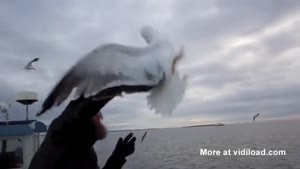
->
94, 119, 300, 169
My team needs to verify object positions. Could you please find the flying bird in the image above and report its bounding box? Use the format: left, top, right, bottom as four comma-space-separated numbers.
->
37, 26, 187, 117
253, 113, 260, 122
141, 131, 148, 142
0, 102, 11, 114
24, 57, 39, 70
0, 102, 11, 123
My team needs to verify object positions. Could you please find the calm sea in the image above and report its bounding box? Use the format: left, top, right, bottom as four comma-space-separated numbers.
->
94, 119, 300, 169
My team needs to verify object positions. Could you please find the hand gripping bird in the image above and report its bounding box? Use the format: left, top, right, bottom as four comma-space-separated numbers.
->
37, 26, 187, 117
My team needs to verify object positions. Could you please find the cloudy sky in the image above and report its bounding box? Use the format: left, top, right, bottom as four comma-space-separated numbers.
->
0, 0, 300, 129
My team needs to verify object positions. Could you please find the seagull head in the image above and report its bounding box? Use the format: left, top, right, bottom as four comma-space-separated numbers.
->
140, 25, 161, 45
141, 26, 184, 78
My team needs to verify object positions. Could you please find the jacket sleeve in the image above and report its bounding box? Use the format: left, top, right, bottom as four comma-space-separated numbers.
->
102, 153, 127, 169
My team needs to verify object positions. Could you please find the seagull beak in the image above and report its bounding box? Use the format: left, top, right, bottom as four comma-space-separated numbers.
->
171, 48, 184, 75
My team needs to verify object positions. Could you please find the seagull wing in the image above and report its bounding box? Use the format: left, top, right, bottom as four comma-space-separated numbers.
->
253, 113, 259, 121
38, 44, 164, 116
141, 131, 148, 142
25, 57, 39, 69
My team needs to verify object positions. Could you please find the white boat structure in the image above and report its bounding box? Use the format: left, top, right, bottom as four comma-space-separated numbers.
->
0, 91, 47, 169
0, 120, 47, 169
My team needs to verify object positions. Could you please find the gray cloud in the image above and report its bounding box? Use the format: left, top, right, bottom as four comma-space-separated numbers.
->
1, 0, 300, 129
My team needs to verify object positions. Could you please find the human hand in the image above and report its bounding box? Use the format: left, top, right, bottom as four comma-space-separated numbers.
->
113, 132, 136, 158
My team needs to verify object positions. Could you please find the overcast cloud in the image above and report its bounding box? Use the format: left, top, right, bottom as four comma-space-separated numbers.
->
0, 0, 300, 129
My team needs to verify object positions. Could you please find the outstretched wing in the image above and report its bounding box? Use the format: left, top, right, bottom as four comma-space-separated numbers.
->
37, 44, 164, 116
25, 57, 39, 69
253, 113, 260, 121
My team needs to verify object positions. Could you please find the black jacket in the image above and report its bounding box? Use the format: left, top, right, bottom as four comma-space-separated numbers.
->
28, 98, 126, 169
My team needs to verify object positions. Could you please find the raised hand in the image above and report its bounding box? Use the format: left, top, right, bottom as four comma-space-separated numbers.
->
113, 132, 136, 158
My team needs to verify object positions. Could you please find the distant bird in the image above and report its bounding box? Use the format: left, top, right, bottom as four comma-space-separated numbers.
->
37, 26, 187, 117
24, 57, 39, 70
253, 113, 260, 122
141, 131, 148, 142
0, 102, 11, 114
0, 102, 11, 123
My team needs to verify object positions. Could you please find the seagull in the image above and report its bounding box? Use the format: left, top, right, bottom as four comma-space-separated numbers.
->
0, 102, 11, 114
37, 26, 187, 117
253, 113, 260, 122
24, 57, 39, 70
0, 102, 11, 123
141, 131, 148, 142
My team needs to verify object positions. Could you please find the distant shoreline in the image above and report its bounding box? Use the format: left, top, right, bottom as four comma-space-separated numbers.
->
181, 123, 225, 128
108, 123, 225, 132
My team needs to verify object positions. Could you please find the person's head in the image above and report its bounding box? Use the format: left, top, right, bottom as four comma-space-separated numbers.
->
91, 111, 107, 140
60, 96, 111, 145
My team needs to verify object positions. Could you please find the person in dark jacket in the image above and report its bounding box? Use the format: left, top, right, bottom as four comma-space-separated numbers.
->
28, 96, 136, 169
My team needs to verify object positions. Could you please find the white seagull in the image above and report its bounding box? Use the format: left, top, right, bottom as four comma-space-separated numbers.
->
37, 26, 187, 117
24, 57, 39, 70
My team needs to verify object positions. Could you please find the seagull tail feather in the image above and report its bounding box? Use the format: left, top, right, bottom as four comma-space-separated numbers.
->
147, 71, 187, 116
